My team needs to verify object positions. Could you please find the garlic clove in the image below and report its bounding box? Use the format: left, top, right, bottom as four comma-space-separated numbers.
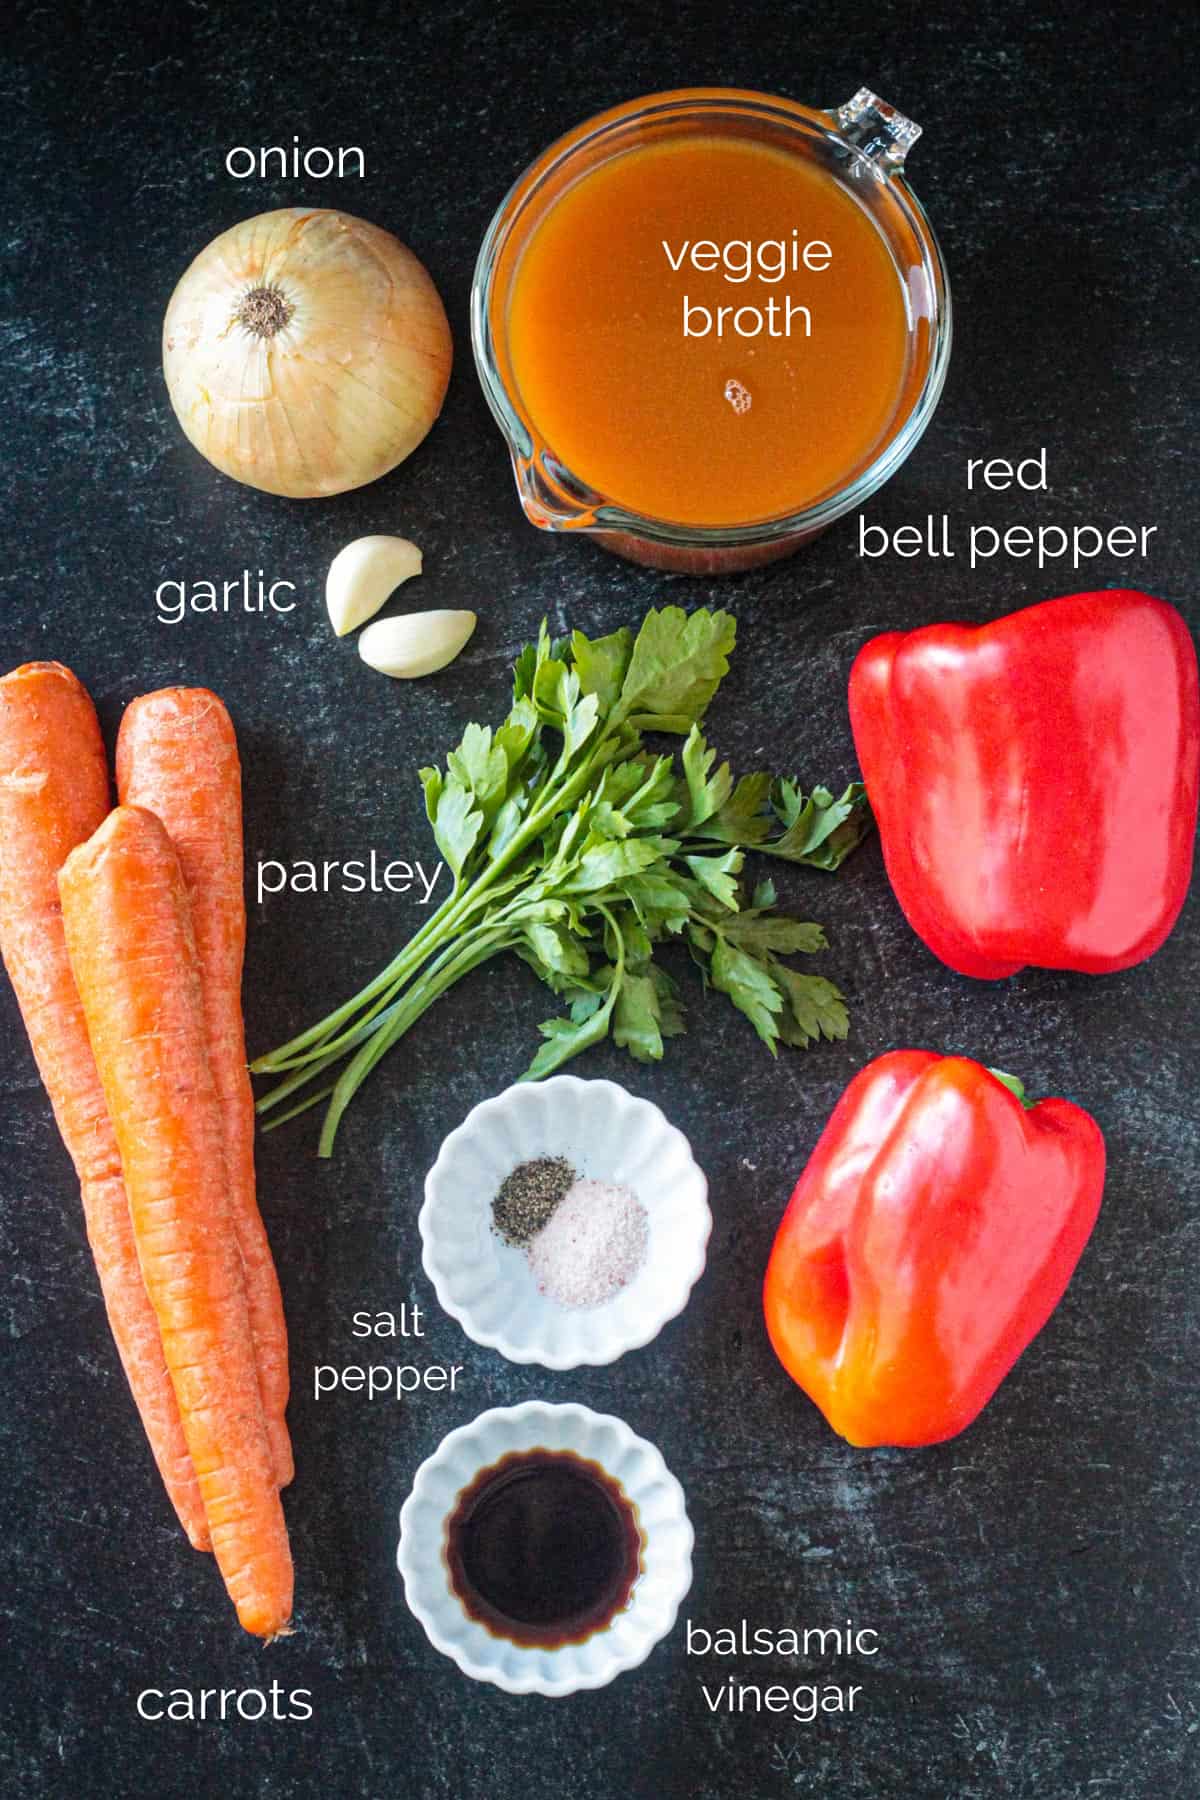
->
358, 611, 477, 680
326, 535, 423, 637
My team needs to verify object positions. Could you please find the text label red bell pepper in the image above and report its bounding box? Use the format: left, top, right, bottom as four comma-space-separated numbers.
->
849, 589, 1199, 978
763, 1052, 1105, 1447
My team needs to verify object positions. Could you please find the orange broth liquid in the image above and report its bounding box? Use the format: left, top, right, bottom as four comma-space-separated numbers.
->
504, 134, 911, 528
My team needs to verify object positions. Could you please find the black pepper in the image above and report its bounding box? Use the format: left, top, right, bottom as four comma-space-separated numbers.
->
492, 1156, 575, 1247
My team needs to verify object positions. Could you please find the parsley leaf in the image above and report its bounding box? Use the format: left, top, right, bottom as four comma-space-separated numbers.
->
613, 970, 667, 1063
773, 965, 849, 1046
525, 999, 616, 1080
767, 780, 873, 869
571, 626, 633, 713
685, 769, 871, 870
682, 848, 743, 911
430, 777, 483, 878
708, 936, 785, 1052
613, 606, 738, 733
680, 725, 734, 828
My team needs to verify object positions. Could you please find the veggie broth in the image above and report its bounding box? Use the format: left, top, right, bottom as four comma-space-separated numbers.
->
503, 134, 911, 527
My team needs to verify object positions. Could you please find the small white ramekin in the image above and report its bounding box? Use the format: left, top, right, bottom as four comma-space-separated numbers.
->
419, 1075, 711, 1368
397, 1401, 694, 1694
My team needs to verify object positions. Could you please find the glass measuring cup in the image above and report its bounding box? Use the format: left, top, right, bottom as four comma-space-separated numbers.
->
472, 87, 951, 575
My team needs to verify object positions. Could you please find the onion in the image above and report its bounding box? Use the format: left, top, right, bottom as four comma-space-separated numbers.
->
162, 209, 452, 498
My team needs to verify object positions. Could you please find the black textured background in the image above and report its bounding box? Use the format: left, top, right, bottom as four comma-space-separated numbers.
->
2, 3, 1198, 1796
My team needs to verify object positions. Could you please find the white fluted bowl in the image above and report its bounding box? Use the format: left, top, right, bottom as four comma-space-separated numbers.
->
398, 1401, 693, 1694
419, 1076, 711, 1367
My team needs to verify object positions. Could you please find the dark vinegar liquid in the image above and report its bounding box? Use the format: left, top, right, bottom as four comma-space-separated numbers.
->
444, 1448, 644, 1648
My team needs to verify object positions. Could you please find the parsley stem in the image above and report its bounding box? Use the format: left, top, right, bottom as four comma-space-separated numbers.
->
250, 882, 463, 1072
316, 924, 516, 1156
253, 730, 615, 1080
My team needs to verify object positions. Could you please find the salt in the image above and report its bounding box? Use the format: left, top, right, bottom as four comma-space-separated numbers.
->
527, 1177, 648, 1310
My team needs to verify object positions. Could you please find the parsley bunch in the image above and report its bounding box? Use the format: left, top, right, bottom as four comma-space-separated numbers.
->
253, 607, 870, 1155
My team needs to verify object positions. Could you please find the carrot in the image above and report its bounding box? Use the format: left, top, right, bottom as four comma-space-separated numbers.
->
116, 689, 293, 1487
59, 806, 293, 1638
0, 664, 210, 1551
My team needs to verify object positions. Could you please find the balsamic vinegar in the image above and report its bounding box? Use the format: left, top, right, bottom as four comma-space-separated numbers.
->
445, 1449, 643, 1648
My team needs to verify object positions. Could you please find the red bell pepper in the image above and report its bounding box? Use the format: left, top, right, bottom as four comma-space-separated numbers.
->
848, 589, 1199, 978
762, 1052, 1104, 1447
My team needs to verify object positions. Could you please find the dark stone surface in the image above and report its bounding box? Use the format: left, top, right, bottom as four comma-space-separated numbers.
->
1, 2, 1197, 1795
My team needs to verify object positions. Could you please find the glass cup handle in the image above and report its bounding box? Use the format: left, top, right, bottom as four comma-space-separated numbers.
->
831, 89, 922, 174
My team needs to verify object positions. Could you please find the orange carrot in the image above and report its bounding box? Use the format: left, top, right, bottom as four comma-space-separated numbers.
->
0, 664, 210, 1550
59, 806, 293, 1637
117, 689, 292, 1487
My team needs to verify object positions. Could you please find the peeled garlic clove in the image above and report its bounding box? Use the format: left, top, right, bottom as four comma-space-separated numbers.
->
358, 610, 476, 679
326, 535, 423, 637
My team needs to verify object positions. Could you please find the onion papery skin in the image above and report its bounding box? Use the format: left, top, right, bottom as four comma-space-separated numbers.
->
162, 208, 453, 499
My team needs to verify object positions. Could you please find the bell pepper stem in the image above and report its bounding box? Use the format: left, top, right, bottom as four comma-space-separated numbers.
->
987, 1067, 1038, 1110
